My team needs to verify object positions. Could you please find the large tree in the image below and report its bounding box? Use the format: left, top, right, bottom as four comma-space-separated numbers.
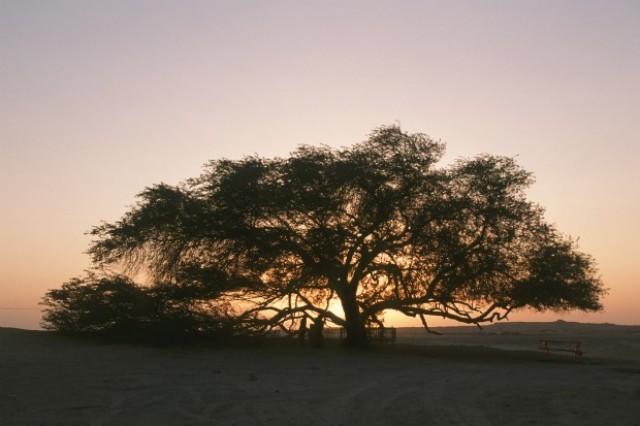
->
86, 125, 605, 346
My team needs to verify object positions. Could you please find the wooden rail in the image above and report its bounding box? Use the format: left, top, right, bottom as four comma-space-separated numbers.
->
323, 327, 397, 343
539, 339, 583, 361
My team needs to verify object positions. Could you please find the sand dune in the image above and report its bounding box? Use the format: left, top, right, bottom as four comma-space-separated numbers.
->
1, 323, 639, 425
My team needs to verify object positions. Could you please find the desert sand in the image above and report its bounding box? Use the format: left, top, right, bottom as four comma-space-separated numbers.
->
1, 322, 639, 425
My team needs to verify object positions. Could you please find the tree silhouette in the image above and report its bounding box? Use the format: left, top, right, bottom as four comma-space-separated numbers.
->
41, 273, 235, 343
62, 125, 604, 346
41, 274, 152, 334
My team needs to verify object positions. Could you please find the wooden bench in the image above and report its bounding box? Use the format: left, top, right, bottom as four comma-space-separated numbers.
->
539, 339, 583, 361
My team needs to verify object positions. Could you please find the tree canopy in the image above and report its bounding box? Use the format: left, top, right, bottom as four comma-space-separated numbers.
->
40, 273, 235, 344
44, 125, 605, 346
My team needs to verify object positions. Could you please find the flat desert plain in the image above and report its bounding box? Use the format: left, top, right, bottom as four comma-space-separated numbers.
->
1, 322, 639, 425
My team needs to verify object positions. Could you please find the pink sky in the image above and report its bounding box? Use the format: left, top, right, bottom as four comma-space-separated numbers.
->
1, 1, 639, 329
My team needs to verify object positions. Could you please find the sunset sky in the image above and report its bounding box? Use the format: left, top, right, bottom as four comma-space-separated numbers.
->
1, 0, 638, 329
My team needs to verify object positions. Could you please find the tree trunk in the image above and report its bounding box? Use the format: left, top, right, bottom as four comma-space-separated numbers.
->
344, 316, 368, 347
340, 288, 369, 347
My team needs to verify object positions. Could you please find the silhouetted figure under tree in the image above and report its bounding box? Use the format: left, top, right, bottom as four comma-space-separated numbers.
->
298, 316, 308, 347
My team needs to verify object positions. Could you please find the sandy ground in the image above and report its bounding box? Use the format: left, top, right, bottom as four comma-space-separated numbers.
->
1, 323, 639, 425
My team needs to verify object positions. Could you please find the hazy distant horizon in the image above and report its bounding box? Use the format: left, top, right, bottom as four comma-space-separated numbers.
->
2, 318, 640, 333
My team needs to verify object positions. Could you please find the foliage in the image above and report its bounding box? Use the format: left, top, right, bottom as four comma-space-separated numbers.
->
41, 274, 233, 344
47, 125, 605, 346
